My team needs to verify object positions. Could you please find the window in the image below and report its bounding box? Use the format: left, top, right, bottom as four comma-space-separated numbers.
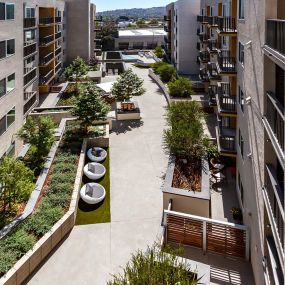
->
0, 3, 14, 20
0, 41, 5, 59
239, 0, 245, 19
0, 78, 5, 97
7, 39, 15, 56
25, 30, 36, 42
238, 172, 244, 204
0, 107, 15, 136
239, 42, 244, 65
238, 129, 244, 158
25, 55, 35, 65
7, 73, 15, 92
238, 86, 244, 112
6, 141, 15, 157
25, 7, 35, 18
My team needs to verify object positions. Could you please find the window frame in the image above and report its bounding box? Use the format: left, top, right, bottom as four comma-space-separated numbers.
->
0, 73, 16, 99
0, 2, 15, 21
238, 129, 244, 158
238, 42, 245, 66
0, 38, 15, 60
0, 106, 15, 137
238, 86, 244, 112
239, 0, 245, 20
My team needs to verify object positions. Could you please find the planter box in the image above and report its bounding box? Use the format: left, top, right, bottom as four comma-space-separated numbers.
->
163, 156, 211, 218
116, 101, 141, 121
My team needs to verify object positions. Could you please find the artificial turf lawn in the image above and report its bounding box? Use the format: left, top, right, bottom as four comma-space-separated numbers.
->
75, 148, 111, 225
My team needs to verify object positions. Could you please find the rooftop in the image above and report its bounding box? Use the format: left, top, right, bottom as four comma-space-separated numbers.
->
118, 28, 166, 37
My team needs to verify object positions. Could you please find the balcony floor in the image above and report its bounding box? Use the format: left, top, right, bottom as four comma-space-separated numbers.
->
170, 244, 255, 285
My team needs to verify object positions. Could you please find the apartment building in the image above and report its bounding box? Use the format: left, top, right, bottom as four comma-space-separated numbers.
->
196, 0, 285, 284
164, 0, 200, 75
0, 0, 99, 158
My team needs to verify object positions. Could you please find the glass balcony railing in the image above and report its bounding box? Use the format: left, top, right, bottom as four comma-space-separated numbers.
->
24, 18, 36, 28
266, 19, 285, 57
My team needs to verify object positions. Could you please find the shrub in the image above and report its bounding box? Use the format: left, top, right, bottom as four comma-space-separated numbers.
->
46, 192, 70, 208
154, 46, 164, 58
24, 203, 64, 238
52, 163, 76, 174
49, 173, 75, 185
152, 61, 167, 73
3, 229, 36, 257
48, 182, 74, 195
0, 250, 17, 276
156, 64, 177, 82
168, 77, 194, 98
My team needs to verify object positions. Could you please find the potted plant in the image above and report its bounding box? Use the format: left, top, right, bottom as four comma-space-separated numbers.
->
231, 207, 243, 222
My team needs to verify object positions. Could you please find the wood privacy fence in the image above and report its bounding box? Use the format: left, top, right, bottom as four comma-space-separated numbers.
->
163, 210, 250, 260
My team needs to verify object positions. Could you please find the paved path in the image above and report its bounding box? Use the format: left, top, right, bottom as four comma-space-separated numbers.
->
26, 65, 168, 285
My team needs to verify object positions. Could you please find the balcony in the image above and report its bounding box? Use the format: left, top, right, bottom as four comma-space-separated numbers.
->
264, 92, 285, 155
55, 31, 62, 40
208, 16, 218, 27
55, 46, 62, 57
199, 68, 209, 82
196, 42, 200, 50
266, 19, 285, 58
24, 68, 37, 87
198, 51, 210, 63
164, 35, 171, 44
208, 85, 217, 106
39, 52, 54, 66
24, 18, 36, 29
216, 122, 236, 156
95, 43, 102, 50
199, 33, 209, 43
24, 91, 37, 101
207, 40, 220, 53
216, 83, 237, 115
207, 62, 221, 81
24, 92, 37, 115
164, 25, 170, 32
55, 17, 62, 23
39, 70, 54, 85
55, 62, 62, 74
217, 16, 237, 35
39, 17, 54, 25
24, 42, 37, 57
164, 15, 171, 21
39, 34, 54, 46
217, 50, 237, 74
197, 15, 209, 24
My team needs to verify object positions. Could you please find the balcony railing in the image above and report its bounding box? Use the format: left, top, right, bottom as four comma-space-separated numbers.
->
266, 19, 285, 57
55, 31, 62, 40
216, 122, 236, 153
164, 35, 171, 44
24, 92, 37, 115
207, 62, 221, 80
39, 34, 54, 46
164, 25, 170, 32
208, 40, 220, 52
199, 68, 209, 82
24, 91, 37, 101
39, 52, 54, 66
55, 46, 62, 57
24, 42, 37, 57
55, 17, 62, 23
217, 16, 237, 33
198, 51, 210, 62
265, 92, 285, 152
199, 33, 209, 42
208, 85, 217, 106
218, 50, 237, 73
24, 18, 36, 28
55, 62, 62, 74
197, 15, 209, 23
208, 16, 218, 26
24, 68, 37, 87
196, 42, 200, 50
216, 94, 237, 113
39, 70, 54, 85
164, 15, 171, 21
39, 17, 54, 25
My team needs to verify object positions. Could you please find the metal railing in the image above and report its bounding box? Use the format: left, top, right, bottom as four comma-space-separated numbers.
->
55, 16, 62, 23
39, 17, 54, 25
208, 85, 217, 106
197, 15, 209, 23
39, 69, 54, 85
55, 46, 62, 57
207, 62, 221, 80
24, 92, 37, 115
198, 50, 210, 62
217, 16, 236, 33
39, 52, 54, 66
164, 25, 170, 32
24, 91, 37, 101
218, 50, 237, 73
164, 15, 171, 21
199, 68, 209, 82
217, 95, 237, 113
266, 19, 285, 56
208, 40, 220, 52
55, 62, 62, 74
199, 33, 209, 42
162, 209, 249, 260
265, 92, 285, 152
208, 16, 218, 26
55, 31, 62, 40
24, 42, 37, 57
39, 34, 54, 46
216, 123, 236, 152
24, 18, 36, 28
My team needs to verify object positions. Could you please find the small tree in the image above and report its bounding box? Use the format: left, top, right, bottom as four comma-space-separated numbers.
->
156, 64, 177, 82
18, 116, 56, 167
111, 68, 145, 102
168, 77, 194, 98
65, 57, 89, 94
72, 83, 111, 132
154, 46, 164, 58
0, 157, 34, 212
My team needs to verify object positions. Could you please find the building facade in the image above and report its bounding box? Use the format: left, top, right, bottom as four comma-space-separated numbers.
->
0, 0, 99, 158
164, 0, 200, 75
196, 0, 285, 284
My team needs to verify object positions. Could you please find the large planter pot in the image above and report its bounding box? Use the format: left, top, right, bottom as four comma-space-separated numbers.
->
87, 147, 107, 162
83, 162, 106, 180
80, 183, 106, 205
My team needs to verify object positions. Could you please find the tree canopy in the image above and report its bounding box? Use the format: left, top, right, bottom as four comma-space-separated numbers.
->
111, 68, 145, 102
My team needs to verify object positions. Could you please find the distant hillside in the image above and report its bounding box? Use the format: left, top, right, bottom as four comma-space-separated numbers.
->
98, 7, 166, 19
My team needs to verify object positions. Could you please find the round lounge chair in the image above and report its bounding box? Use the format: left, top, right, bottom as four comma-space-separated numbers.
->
84, 162, 106, 180
80, 183, 106, 205
87, 147, 107, 162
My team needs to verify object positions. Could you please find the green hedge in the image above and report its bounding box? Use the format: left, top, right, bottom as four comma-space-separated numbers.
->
0, 123, 83, 277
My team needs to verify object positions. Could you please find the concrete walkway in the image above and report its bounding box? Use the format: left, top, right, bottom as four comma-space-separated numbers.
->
25, 65, 168, 285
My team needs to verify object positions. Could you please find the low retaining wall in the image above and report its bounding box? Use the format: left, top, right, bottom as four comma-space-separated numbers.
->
0, 138, 88, 285
163, 157, 210, 218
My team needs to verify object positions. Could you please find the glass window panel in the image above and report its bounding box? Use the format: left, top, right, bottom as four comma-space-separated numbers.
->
6, 4, 14, 20
0, 3, 5, 20
6, 107, 15, 128
7, 73, 15, 92
6, 39, 15, 56
0, 41, 6, 59
6, 141, 15, 157
0, 115, 6, 136
0, 78, 5, 97
31, 8, 35, 18
25, 7, 31, 18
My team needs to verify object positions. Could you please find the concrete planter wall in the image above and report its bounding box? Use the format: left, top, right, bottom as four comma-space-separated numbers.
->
163, 156, 211, 218
0, 140, 87, 285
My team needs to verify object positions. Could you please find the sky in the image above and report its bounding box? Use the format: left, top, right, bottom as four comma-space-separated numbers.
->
92, 0, 173, 12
